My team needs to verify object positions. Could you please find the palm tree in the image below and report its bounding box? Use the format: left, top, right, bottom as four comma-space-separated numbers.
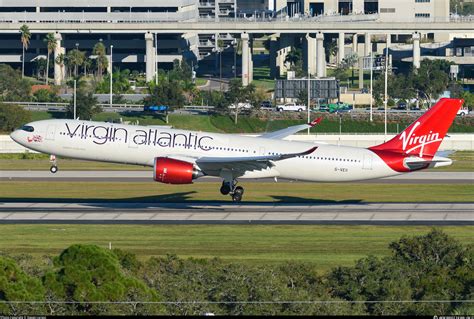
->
44, 33, 57, 85
55, 53, 65, 84
67, 49, 85, 77
19, 24, 31, 78
93, 42, 108, 80
284, 47, 302, 68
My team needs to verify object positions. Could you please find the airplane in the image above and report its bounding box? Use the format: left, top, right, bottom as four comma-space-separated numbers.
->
10, 98, 463, 202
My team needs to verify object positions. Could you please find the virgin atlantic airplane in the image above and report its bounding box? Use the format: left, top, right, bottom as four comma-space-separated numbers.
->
10, 98, 463, 202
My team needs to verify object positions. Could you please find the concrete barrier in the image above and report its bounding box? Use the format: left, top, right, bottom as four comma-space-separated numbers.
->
2, 134, 473, 154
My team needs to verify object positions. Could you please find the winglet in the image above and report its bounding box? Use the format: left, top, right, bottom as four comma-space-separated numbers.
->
309, 117, 323, 127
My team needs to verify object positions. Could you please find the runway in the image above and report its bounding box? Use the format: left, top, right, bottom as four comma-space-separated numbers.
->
1, 170, 473, 184
0, 202, 472, 225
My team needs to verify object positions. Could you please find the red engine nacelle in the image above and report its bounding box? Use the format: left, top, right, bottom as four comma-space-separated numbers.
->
153, 157, 200, 184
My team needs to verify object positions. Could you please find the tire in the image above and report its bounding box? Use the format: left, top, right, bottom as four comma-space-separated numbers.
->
220, 183, 231, 195
298, 108, 303, 112
50, 166, 58, 174
234, 186, 244, 195
232, 193, 242, 202
278, 108, 283, 112
232, 186, 244, 202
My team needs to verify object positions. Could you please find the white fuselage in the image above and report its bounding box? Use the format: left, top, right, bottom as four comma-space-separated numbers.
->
11, 119, 399, 182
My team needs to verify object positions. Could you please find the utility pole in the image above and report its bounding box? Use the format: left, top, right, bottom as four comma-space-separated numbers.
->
73, 79, 77, 119
155, 32, 158, 86
110, 45, 113, 107
307, 71, 311, 135
384, 36, 388, 140
370, 50, 373, 122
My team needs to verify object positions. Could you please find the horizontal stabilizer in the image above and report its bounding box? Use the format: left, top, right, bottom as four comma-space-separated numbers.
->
404, 156, 453, 170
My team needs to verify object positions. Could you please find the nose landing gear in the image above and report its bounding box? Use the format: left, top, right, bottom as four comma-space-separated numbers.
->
220, 180, 244, 202
49, 155, 58, 174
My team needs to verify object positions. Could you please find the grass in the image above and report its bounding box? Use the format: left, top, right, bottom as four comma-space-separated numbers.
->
0, 224, 472, 272
0, 182, 472, 203
195, 77, 209, 86
1, 151, 472, 172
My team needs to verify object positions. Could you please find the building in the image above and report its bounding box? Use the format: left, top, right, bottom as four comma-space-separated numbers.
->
0, 0, 200, 83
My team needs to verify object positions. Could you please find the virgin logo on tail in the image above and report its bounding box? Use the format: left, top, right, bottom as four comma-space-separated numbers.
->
399, 122, 442, 157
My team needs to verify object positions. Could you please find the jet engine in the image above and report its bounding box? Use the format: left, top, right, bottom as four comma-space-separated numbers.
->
153, 157, 200, 184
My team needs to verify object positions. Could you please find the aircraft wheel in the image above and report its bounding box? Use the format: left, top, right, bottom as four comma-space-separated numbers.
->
50, 165, 58, 174
220, 183, 231, 195
232, 186, 244, 202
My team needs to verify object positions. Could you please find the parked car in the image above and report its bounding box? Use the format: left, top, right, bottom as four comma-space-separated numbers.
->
392, 102, 407, 110
228, 102, 252, 109
457, 107, 470, 116
276, 103, 306, 112
144, 105, 168, 113
260, 100, 273, 108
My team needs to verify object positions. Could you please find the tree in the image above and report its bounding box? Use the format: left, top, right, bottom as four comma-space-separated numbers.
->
226, 78, 247, 124
0, 103, 31, 132
67, 49, 86, 77
284, 47, 303, 77
66, 82, 101, 120
143, 78, 185, 123
35, 57, 48, 80
44, 33, 57, 85
332, 65, 349, 83
410, 59, 451, 103
19, 24, 31, 78
93, 42, 108, 80
0, 256, 45, 315
0, 64, 32, 101
43, 245, 162, 315
342, 53, 358, 87
55, 53, 65, 84
327, 229, 473, 315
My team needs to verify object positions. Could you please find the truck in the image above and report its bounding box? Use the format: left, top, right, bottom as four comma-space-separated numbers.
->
276, 102, 306, 112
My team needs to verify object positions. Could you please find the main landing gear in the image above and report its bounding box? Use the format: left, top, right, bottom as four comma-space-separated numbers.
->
49, 155, 58, 174
220, 180, 244, 202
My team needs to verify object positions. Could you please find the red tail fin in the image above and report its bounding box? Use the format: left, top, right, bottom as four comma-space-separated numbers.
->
370, 98, 463, 158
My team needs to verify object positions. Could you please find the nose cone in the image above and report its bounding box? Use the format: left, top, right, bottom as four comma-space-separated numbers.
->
10, 130, 20, 143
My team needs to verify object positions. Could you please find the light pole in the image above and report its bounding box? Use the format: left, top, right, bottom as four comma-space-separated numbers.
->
75, 42, 79, 77
383, 36, 388, 140
369, 50, 373, 122
307, 71, 311, 135
233, 40, 237, 78
110, 45, 113, 107
73, 79, 77, 119
155, 32, 158, 86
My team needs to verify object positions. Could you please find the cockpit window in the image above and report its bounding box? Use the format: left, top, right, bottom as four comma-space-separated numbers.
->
21, 125, 34, 132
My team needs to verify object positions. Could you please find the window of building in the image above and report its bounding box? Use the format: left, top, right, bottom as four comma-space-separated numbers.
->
415, 0, 430, 3
364, 1, 378, 14
415, 13, 431, 18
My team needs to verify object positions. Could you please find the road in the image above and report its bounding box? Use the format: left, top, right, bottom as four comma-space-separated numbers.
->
0, 202, 472, 225
1, 171, 472, 184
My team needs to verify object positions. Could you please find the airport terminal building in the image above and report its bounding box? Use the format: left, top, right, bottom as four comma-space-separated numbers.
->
0, 0, 472, 84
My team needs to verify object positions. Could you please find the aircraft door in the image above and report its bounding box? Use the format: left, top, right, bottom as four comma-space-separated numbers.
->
46, 125, 56, 141
362, 153, 373, 170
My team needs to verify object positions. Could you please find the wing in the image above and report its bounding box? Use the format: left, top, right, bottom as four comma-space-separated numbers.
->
259, 117, 323, 140
196, 146, 318, 177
